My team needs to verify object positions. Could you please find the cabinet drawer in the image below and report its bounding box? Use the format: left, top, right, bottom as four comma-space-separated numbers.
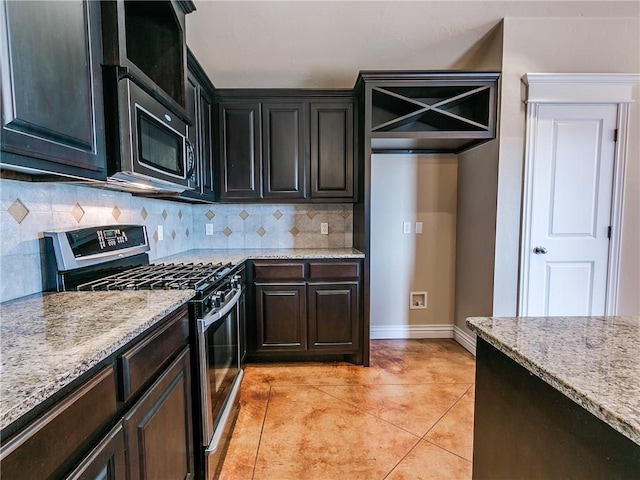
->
253, 262, 305, 281
308, 261, 360, 280
118, 307, 189, 403
0, 365, 117, 480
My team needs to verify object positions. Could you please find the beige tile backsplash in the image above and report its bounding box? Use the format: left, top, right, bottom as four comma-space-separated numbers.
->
0, 179, 353, 302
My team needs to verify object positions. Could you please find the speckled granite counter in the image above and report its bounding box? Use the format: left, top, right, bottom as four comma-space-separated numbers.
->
155, 247, 365, 265
467, 316, 640, 446
0, 290, 194, 431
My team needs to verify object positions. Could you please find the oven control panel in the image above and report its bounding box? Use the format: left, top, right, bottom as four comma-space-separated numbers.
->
66, 225, 147, 258
44, 224, 150, 272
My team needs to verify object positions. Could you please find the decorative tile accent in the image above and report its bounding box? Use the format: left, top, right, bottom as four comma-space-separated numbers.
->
171, 230, 176, 240
140, 207, 148, 220
205, 210, 215, 220
341, 210, 351, 219
257, 227, 266, 237
7, 199, 29, 224
290, 226, 300, 237
307, 210, 317, 219
112, 206, 121, 221
223, 227, 232, 237
153, 230, 159, 243
162, 209, 168, 220
239, 210, 249, 220
185, 228, 190, 237
71, 203, 84, 224
178, 209, 183, 220
273, 210, 283, 220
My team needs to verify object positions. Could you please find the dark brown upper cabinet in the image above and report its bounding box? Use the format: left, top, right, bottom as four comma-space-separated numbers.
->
357, 71, 500, 153
310, 102, 354, 199
218, 101, 262, 200
262, 102, 306, 200
216, 91, 356, 203
101, 0, 195, 117
0, 0, 107, 180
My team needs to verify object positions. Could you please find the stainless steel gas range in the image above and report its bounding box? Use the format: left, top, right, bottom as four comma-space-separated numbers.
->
43, 224, 244, 480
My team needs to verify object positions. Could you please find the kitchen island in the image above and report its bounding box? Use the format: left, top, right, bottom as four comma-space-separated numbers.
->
467, 316, 640, 479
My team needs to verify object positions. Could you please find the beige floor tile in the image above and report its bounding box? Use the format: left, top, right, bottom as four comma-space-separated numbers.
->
386, 440, 472, 480
316, 383, 471, 436
220, 339, 477, 479
424, 386, 475, 461
253, 385, 420, 480
218, 383, 270, 480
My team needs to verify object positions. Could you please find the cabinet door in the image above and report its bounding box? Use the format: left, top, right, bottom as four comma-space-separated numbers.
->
255, 283, 307, 352
123, 348, 194, 480
310, 102, 354, 199
262, 102, 306, 199
0, 0, 106, 179
200, 88, 215, 197
308, 282, 359, 352
218, 102, 262, 200
65, 424, 126, 480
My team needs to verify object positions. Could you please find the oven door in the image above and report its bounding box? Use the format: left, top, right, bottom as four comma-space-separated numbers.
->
197, 288, 243, 455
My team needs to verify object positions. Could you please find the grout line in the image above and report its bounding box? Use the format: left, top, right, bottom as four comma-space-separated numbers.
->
421, 383, 474, 440
380, 437, 423, 480
422, 438, 473, 464
250, 385, 273, 480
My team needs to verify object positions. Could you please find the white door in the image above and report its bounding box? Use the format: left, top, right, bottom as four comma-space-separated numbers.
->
523, 103, 618, 316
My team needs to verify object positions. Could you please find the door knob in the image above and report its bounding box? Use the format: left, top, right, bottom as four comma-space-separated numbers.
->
533, 246, 548, 255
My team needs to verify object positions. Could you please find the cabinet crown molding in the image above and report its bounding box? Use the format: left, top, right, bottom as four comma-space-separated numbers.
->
522, 73, 640, 104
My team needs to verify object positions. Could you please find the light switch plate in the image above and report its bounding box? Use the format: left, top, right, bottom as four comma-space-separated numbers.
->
415, 222, 423, 234
206, 223, 214, 236
157, 225, 163, 241
403, 222, 411, 234
321, 223, 329, 235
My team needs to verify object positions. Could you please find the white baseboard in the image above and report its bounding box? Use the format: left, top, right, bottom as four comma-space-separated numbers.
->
370, 324, 453, 340
453, 325, 477, 356
370, 323, 477, 356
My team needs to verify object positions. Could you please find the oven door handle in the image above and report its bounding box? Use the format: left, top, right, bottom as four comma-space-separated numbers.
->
197, 288, 242, 333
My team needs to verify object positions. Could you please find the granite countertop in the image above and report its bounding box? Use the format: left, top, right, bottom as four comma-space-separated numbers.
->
0, 290, 194, 431
155, 247, 365, 265
467, 316, 640, 446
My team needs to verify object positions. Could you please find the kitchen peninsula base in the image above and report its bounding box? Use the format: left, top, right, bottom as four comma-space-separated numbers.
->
473, 338, 640, 479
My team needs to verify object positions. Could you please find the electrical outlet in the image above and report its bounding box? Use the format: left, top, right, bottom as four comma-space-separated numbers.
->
321, 223, 329, 235
415, 222, 423, 234
403, 222, 411, 234
206, 223, 214, 236
157, 225, 163, 241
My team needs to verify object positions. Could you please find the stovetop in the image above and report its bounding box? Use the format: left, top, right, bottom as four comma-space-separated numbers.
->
76, 262, 234, 293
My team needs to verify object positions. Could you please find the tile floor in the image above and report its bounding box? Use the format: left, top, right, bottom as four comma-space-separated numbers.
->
219, 339, 476, 480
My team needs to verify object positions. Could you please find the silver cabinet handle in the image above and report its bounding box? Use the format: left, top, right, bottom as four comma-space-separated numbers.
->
533, 246, 548, 255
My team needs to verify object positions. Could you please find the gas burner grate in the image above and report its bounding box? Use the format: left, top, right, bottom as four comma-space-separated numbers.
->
76, 262, 233, 292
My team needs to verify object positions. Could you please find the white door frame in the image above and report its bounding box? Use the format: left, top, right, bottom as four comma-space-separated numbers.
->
519, 73, 638, 316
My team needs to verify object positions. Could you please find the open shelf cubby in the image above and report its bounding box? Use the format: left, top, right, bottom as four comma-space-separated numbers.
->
367, 74, 499, 153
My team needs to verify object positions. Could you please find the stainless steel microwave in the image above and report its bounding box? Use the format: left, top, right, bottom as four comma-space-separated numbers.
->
104, 69, 195, 193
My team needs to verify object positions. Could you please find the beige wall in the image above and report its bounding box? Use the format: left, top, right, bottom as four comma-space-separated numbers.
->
495, 17, 640, 316
453, 22, 503, 337
370, 154, 458, 334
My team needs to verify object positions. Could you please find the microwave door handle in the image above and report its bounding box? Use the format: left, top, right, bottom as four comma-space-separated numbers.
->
185, 139, 196, 180
197, 288, 242, 332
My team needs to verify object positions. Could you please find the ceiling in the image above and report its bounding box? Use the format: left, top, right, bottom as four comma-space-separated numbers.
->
185, 1, 640, 88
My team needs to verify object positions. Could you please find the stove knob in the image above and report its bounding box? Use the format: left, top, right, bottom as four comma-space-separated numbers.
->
213, 294, 221, 308
219, 291, 226, 302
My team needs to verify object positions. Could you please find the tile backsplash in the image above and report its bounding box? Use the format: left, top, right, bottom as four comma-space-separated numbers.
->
0, 179, 352, 302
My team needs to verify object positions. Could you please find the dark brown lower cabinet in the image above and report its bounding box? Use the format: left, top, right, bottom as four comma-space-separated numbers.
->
308, 282, 359, 351
255, 283, 307, 352
123, 347, 194, 480
65, 425, 126, 480
250, 260, 362, 361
